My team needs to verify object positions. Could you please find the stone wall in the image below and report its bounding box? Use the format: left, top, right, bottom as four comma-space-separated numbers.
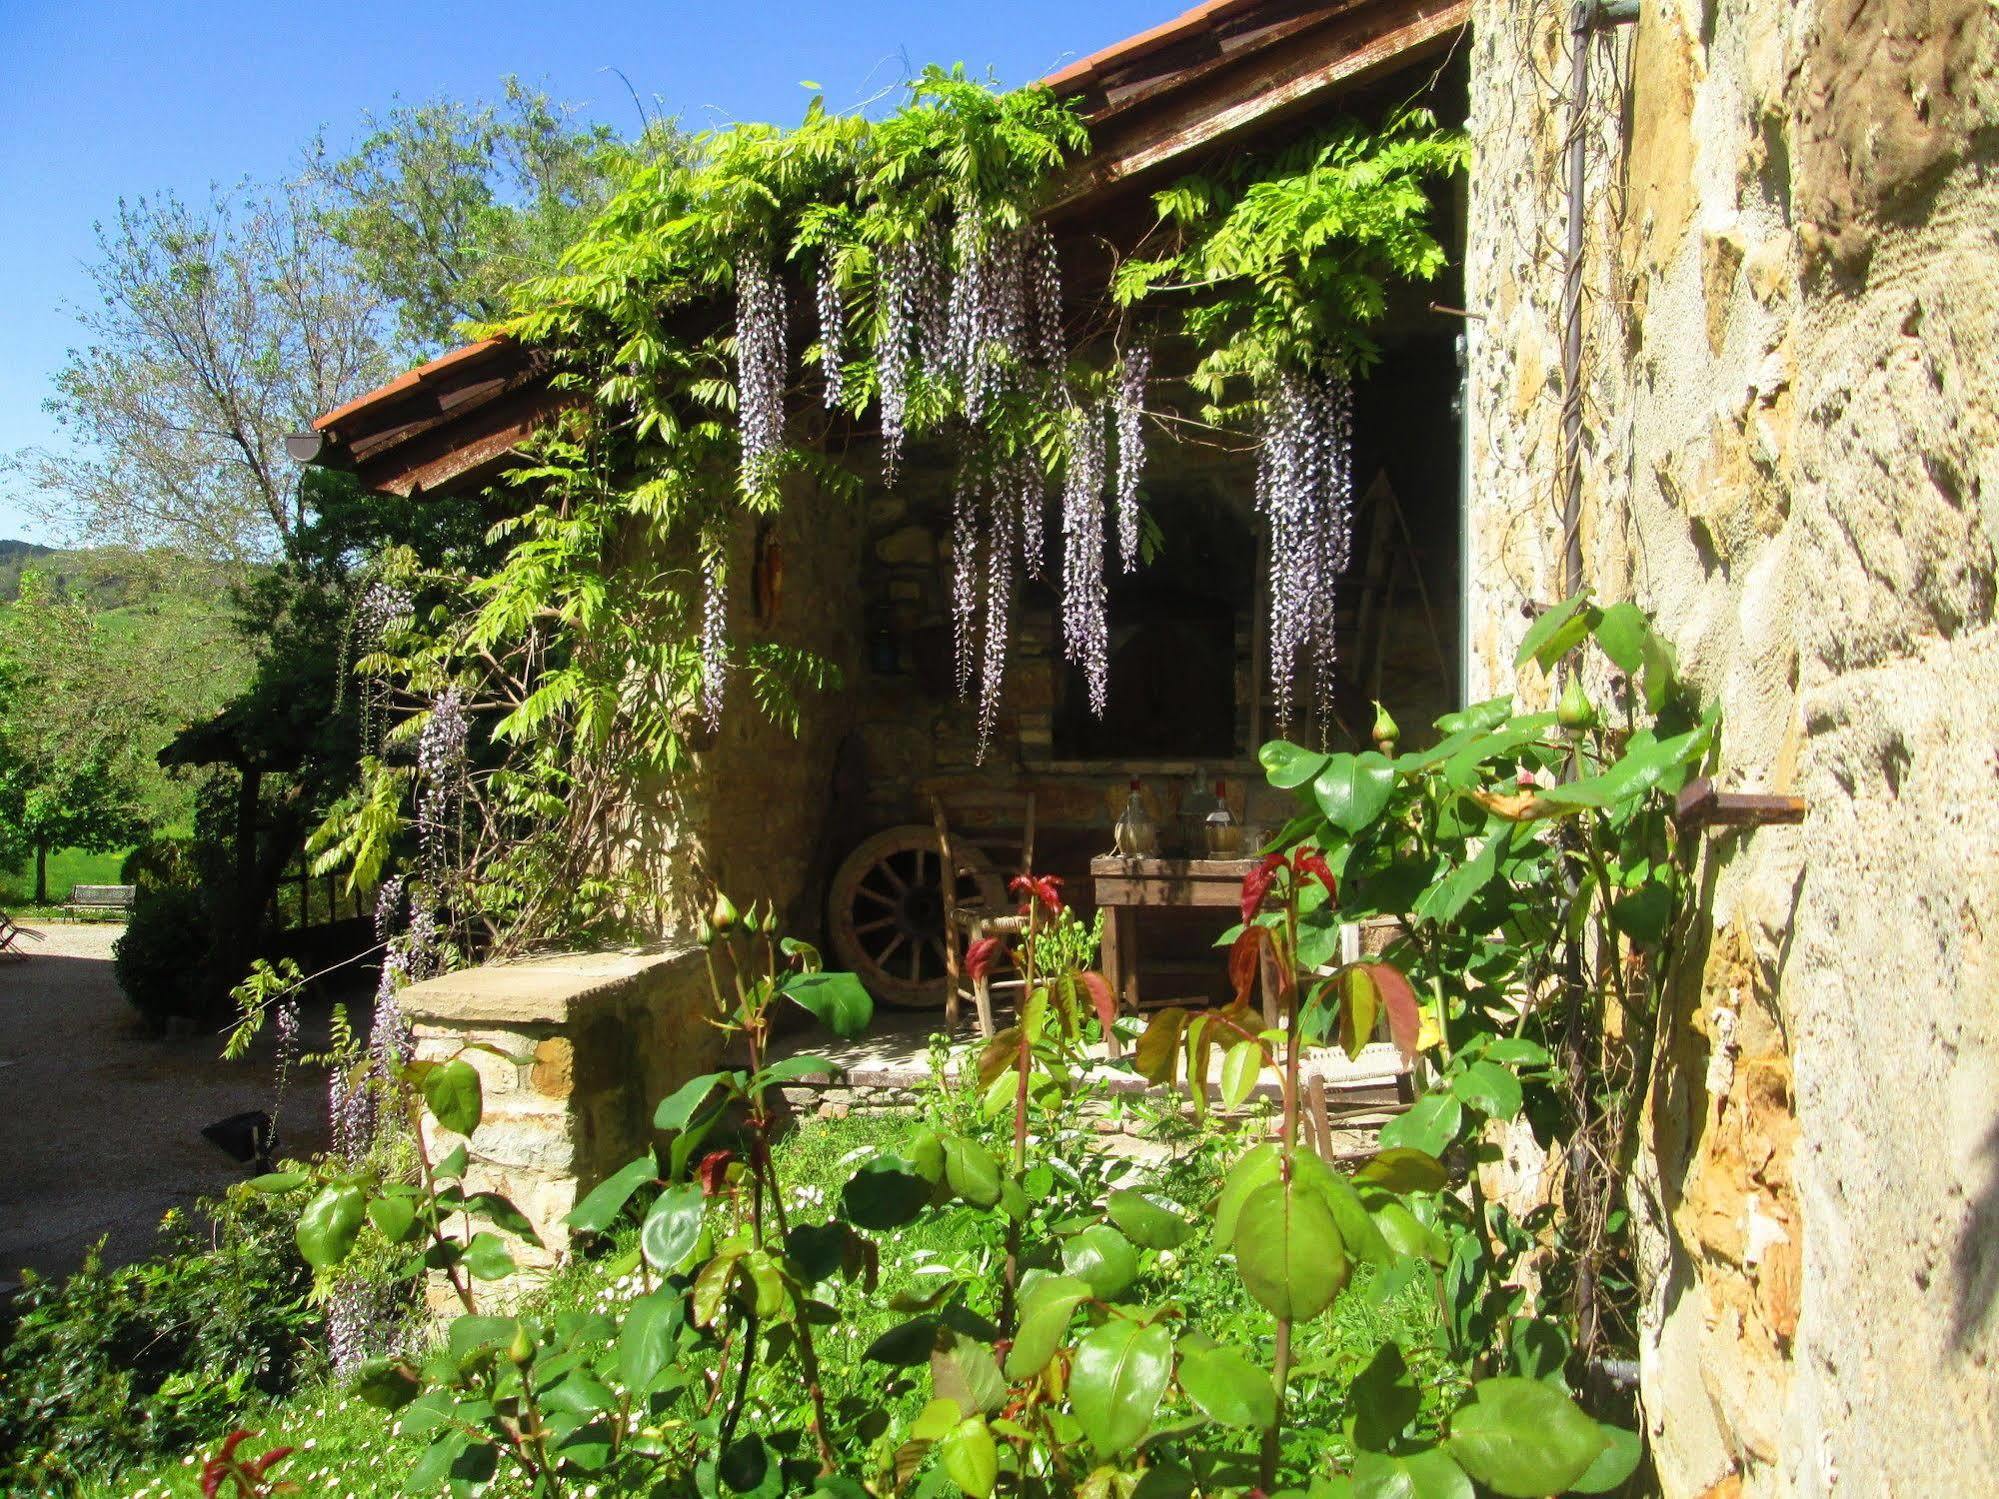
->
399, 947, 723, 1289
1464, 0, 1999, 1491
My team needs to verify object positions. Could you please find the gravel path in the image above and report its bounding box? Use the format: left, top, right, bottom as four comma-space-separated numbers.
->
0, 922, 308, 1289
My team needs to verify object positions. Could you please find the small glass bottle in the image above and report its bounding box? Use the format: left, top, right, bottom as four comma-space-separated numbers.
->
1204, 776, 1242, 856
1113, 778, 1157, 857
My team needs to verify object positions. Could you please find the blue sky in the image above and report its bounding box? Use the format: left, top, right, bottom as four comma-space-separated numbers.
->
0, 0, 1172, 545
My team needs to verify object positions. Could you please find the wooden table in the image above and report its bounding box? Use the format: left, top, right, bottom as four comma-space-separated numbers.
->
1091, 855, 1279, 1034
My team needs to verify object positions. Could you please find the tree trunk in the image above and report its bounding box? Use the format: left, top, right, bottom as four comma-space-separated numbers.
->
34, 845, 48, 906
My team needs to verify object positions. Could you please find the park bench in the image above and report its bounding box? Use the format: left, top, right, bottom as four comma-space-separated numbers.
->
62, 884, 136, 921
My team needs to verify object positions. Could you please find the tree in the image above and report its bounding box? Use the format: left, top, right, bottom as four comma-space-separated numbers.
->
8, 185, 396, 562
307, 78, 682, 348
0, 573, 150, 902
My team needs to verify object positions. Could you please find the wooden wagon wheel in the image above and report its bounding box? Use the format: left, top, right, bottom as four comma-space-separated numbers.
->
827, 825, 1004, 1009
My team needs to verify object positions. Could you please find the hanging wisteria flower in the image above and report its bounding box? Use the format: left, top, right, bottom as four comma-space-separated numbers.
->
950, 476, 979, 698
1060, 400, 1110, 717
1112, 341, 1152, 572
874, 243, 917, 483
976, 481, 1016, 762
735, 250, 787, 492
1027, 223, 1064, 372
815, 254, 845, 409
700, 550, 729, 729
1255, 365, 1356, 732
352, 579, 411, 758
416, 686, 469, 885
1008, 448, 1047, 583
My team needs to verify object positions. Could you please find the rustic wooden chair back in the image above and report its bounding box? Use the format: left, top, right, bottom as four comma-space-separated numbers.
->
929, 792, 1037, 1038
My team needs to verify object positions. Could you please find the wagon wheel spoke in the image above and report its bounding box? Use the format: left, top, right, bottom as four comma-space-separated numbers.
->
854, 915, 897, 936
855, 884, 896, 910
877, 931, 908, 967
876, 858, 909, 894
927, 936, 950, 977
906, 942, 923, 981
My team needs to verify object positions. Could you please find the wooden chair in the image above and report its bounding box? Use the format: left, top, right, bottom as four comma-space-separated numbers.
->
0, 911, 42, 959
930, 793, 1037, 1038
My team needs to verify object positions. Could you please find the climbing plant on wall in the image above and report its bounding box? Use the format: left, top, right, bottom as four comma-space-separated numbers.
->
318, 71, 1464, 951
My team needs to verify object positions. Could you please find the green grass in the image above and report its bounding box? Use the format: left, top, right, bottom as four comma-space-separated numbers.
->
0, 848, 133, 911
73, 1105, 1448, 1498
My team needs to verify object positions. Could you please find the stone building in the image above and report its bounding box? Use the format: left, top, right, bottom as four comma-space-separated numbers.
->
306, 1, 1998, 1493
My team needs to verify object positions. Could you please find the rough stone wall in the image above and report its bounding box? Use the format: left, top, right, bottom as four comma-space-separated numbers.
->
1464, 0, 1999, 1492
399, 947, 722, 1296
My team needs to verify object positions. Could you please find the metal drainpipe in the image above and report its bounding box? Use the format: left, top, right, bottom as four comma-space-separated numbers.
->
1560, 0, 1641, 607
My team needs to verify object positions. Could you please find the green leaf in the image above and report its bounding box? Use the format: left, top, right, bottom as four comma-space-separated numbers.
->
246, 1170, 307, 1193
1215, 1142, 1282, 1248
1355, 1147, 1450, 1194
1445, 1378, 1609, 1497
931, 1327, 1006, 1415
1591, 601, 1651, 674
1005, 1274, 1092, 1380
784, 1220, 850, 1284
641, 1182, 705, 1270
1378, 1093, 1463, 1156
295, 1185, 366, 1270
1569, 1424, 1644, 1493
542, 1369, 616, 1416
1611, 882, 1674, 946
1234, 1178, 1349, 1321
780, 970, 873, 1037
460, 1232, 516, 1281
366, 1195, 419, 1244
753, 1055, 841, 1088
1347, 1342, 1420, 1454
654, 1072, 732, 1131
447, 1316, 519, 1361
1219, 1040, 1262, 1110
1309, 1163, 1394, 1269
942, 1135, 1003, 1208
718, 1432, 771, 1493
422, 1059, 483, 1137
1260, 740, 1332, 790
864, 1316, 939, 1367
564, 1153, 657, 1233
403, 1432, 469, 1493
842, 1156, 933, 1230
1351, 1449, 1473, 1499
618, 1288, 683, 1393
351, 1358, 419, 1411
1450, 1059, 1524, 1120
1514, 591, 1594, 672
1482, 1038, 1552, 1067
1176, 1343, 1276, 1429
1062, 1225, 1140, 1300
1314, 751, 1397, 837
464, 1191, 542, 1246
939, 1416, 999, 1497
433, 1144, 468, 1181
1106, 1189, 1193, 1250
1415, 824, 1512, 924
1371, 1201, 1447, 1264
906, 1126, 947, 1184
1069, 1317, 1173, 1456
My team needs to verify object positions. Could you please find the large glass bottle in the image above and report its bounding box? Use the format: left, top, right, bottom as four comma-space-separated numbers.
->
1203, 776, 1242, 856
1113, 778, 1157, 856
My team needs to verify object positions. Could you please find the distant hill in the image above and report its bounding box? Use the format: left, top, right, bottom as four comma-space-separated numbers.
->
0, 539, 247, 611
0, 539, 61, 601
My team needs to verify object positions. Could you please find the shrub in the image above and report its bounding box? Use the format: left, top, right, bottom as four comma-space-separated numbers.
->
112, 885, 211, 1028
0, 1185, 322, 1495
